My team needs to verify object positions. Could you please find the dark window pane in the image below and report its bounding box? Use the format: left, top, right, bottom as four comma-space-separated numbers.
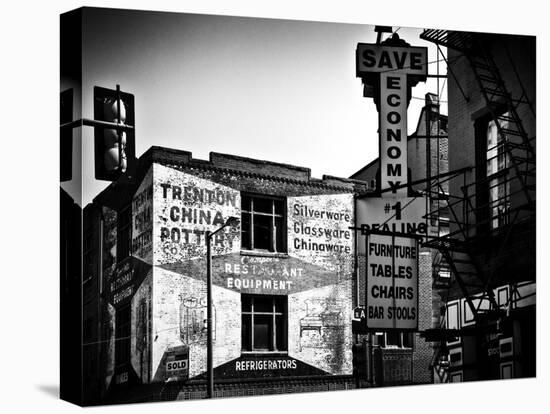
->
242, 296, 252, 312
253, 198, 273, 214
375, 333, 385, 347
241, 295, 287, 352
242, 314, 252, 351
274, 297, 285, 313
253, 296, 273, 313
253, 315, 272, 350
274, 216, 284, 252
276, 314, 286, 351
241, 195, 251, 212
253, 214, 272, 250
241, 212, 251, 249
274, 199, 284, 216
403, 332, 414, 348
240, 194, 287, 253
115, 305, 131, 366
386, 331, 400, 346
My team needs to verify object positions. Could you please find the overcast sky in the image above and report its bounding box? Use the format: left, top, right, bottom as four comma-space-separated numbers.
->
67, 8, 447, 205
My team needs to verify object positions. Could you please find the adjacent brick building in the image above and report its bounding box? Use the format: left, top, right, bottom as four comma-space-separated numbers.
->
419, 30, 536, 382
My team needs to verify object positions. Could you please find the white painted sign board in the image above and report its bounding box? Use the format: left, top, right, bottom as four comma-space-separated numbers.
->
365, 233, 419, 330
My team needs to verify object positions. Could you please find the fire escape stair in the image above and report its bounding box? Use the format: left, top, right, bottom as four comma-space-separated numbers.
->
419, 28, 535, 381
420, 29, 536, 208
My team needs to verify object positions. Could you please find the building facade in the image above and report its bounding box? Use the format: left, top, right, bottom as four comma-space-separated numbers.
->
419, 30, 536, 382
85, 147, 375, 402
80, 142, 447, 403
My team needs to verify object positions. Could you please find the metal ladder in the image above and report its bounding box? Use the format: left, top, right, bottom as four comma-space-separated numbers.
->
466, 39, 535, 207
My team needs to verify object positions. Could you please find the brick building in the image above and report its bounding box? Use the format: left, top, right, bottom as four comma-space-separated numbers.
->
419, 30, 536, 382
79, 133, 451, 403
83, 146, 376, 403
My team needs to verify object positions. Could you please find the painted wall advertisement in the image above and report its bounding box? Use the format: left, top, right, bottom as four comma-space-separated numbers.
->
145, 164, 354, 381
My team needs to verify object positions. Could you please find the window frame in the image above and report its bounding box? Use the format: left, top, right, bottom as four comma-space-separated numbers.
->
374, 331, 414, 349
475, 111, 511, 233
241, 294, 288, 353
240, 193, 287, 253
486, 114, 511, 229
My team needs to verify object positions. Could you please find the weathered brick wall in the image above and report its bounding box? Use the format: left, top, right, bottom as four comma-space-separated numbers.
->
131, 271, 153, 382
286, 193, 354, 375
140, 145, 366, 197
288, 281, 353, 375
132, 167, 153, 264
288, 194, 354, 272
413, 250, 434, 384
143, 157, 356, 382
154, 377, 356, 401
151, 164, 242, 380
151, 266, 241, 381
210, 152, 311, 181
152, 163, 241, 264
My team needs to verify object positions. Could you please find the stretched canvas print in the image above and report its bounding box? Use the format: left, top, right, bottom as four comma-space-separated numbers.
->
60, 7, 536, 406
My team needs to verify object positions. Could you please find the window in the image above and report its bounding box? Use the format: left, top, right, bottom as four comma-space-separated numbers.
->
438, 268, 451, 279
115, 305, 131, 367
375, 332, 414, 348
241, 194, 286, 252
242, 295, 287, 352
117, 206, 132, 261
486, 115, 510, 229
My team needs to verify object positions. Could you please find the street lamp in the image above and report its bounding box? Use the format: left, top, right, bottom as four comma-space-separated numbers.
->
205, 216, 240, 398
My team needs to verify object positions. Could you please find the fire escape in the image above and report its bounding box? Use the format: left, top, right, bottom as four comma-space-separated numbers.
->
417, 30, 536, 382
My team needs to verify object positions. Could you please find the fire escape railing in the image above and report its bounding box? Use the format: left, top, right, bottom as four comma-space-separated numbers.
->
418, 29, 536, 382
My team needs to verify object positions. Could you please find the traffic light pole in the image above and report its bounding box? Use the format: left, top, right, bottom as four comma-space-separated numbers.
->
60, 118, 135, 132
204, 217, 240, 399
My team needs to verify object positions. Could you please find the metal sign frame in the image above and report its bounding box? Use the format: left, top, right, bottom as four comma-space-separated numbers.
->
363, 228, 420, 332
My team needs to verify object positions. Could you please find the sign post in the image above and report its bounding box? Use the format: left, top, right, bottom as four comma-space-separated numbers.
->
353, 32, 428, 386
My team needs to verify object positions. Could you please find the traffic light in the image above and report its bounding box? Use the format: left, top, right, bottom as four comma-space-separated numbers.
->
93, 86, 136, 181
352, 342, 368, 379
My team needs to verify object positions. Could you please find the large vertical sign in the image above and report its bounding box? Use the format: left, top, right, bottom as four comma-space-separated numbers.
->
356, 196, 427, 255
366, 233, 419, 330
356, 41, 428, 195
355, 37, 427, 331
379, 73, 407, 195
